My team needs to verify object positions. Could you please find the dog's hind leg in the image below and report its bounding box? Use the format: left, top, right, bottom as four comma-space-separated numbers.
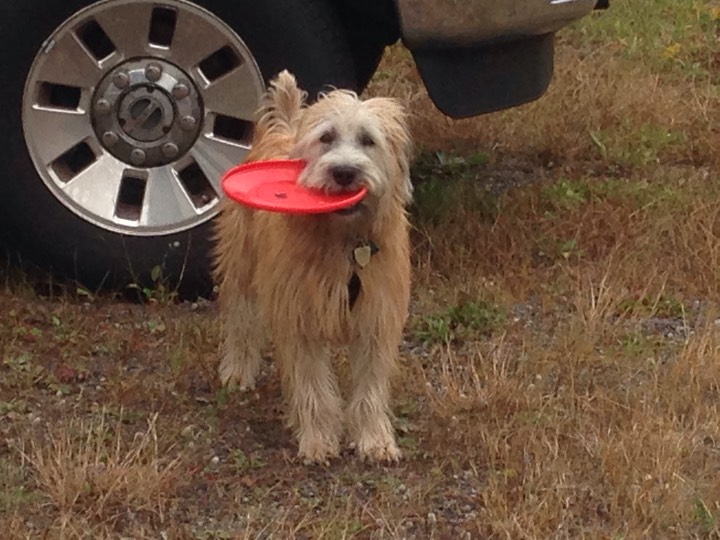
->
346, 336, 402, 462
218, 294, 266, 390
276, 341, 343, 464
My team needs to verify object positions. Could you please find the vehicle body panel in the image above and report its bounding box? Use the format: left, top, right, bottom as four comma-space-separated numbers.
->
395, 0, 597, 48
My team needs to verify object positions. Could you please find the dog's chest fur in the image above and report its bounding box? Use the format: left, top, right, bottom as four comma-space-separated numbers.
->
250, 213, 379, 343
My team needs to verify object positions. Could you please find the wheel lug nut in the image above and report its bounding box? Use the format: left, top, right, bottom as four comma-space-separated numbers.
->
95, 99, 112, 115
145, 63, 162, 82
180, 115, 197, 131
130, 149, 146, 165
162, 142, 179, 159
172, 82, 190, 99
101, 131, 119, 146
112, 71, 130, 89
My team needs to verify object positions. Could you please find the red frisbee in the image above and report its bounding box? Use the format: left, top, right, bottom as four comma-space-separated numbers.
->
221, 159, 367, 214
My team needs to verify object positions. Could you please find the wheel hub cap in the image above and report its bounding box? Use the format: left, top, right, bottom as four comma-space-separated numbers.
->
93, 59, 202, 167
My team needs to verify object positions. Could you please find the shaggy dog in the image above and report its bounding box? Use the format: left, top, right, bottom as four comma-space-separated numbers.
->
213, 71, 412, 463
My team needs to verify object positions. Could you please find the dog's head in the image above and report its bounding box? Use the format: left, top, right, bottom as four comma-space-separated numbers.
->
291, 90, 413, 218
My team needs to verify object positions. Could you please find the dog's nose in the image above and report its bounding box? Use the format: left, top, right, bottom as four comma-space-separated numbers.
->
331, 166, 359, 187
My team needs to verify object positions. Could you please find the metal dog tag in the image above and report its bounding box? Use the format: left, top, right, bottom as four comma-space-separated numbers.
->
353, 245, 372, 268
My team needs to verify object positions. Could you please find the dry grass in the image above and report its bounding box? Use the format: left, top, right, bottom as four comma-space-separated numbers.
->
2, 0, 720, 537
11, 411, 184, 538
400, 159, 720, 537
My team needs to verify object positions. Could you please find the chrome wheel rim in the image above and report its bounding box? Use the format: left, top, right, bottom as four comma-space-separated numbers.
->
22, 0, 264, 236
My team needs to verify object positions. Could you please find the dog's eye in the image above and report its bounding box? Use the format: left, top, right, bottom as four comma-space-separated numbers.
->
359, 133, 375, 147
319, 131, 336, 144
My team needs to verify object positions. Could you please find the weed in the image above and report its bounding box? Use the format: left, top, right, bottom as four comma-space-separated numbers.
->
0, 398, 29, 416
230, 449, 267, 473
126, 264, 179, 304
413, 299, 505, 345
540, 179, 588, 211
411, 151, 499, 227
536, 235, 584, 263
0, 456, 40, 513
215, 385, 231, 408
617, 332, 663, 358
144, 316, 167, 334
693, 497, 717, 534
617, 293, 686, 319
1, 352, 44, 390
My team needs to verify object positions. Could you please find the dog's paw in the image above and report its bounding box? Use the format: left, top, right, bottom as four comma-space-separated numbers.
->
353, 436, 402, 463
218, 357, 256, 391
297, 436, 340, 465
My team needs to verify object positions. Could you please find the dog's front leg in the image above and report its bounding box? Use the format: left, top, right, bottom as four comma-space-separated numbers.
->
277, 341, 343, 464
346, 336, 401, 462
218, 295, 265, 390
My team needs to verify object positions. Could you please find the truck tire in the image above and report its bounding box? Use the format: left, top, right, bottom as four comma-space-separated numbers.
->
0, 0, 356, 295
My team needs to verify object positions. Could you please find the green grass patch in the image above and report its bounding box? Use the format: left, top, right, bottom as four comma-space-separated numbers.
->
411, 151, 498, 226
566, 0, 720, 82
617, 294, 686, 319
412, 299, 505, 346
536, 175, 692, 218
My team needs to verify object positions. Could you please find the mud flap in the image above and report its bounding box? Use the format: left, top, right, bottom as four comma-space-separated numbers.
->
411, 33, 555, 119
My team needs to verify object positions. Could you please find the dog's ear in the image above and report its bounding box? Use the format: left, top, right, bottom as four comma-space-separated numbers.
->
365, 97, 413, 205
254, 70, 307, 141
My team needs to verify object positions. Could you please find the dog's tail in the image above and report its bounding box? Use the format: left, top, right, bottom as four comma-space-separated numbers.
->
254, 70, 306, 139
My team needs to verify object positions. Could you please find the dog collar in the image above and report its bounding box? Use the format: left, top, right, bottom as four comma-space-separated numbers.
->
348, 239, 379, 309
